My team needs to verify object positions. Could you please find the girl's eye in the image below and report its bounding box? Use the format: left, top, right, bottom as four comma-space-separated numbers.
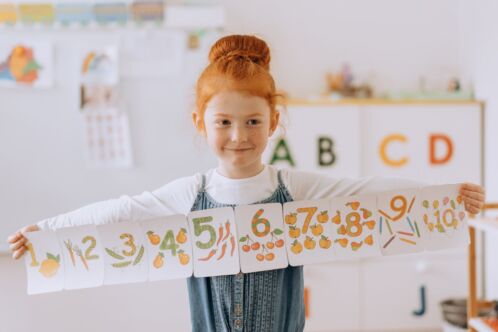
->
247, 119, 261, 126
217, 120, 231, 126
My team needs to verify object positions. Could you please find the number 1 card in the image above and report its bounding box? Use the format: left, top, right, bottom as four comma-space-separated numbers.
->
187, 207, 239, 277
24, 230, 64, 295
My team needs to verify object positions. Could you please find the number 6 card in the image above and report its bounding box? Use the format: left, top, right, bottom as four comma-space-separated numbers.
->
235, 203, 288, 273
187, 207, 239, 277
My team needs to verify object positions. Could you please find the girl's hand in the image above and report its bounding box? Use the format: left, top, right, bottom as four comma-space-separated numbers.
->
6, 224, 40, 260
459, 183, 486, 215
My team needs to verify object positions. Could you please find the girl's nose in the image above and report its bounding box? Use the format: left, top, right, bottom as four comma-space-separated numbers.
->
231, 125, 248, 142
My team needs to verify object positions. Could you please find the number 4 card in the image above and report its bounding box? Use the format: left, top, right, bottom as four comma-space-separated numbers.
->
24, 230, 64, 295
235, 203, 288, 273
187, 207, 239, 277
97, 221, 148, 285
141, 215, 193, 281
57, 225, 104, 290
420, 184, 469, 251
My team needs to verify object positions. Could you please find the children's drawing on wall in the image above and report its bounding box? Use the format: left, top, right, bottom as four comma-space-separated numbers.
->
0, 41, 53, 88
78, 46, 133, 168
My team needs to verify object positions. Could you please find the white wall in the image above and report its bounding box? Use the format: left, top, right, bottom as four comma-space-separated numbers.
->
0, 1, 493, 331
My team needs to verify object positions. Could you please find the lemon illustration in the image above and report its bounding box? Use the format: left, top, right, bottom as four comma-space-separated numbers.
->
39, 253, 60, 278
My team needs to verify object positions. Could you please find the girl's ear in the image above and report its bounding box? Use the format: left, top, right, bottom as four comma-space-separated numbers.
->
192, 111, 204, 134
269, 110, 280, 136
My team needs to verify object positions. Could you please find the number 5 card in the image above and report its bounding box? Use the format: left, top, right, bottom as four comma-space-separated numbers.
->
187, 207, 239, 277
57, 225, 104, 290
235, 203, 288, 273
97, 221, 148, 285
141, 215, 193, 281
24, 230, 64, 295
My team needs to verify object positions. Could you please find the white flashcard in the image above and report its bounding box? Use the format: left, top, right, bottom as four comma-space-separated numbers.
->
187, 207, 239, 277
283, 199, 335, 266
97, 221, 148, 285
235, 203, 288, 273
329, 195, 381, 259
141, 215, 193, 281
24, 230, 64, 295
420, 184, 469, 250
377, 189, 425, 256
57, 225, 104, 290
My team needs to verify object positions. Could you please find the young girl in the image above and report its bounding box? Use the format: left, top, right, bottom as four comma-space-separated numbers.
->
7, 35, 486, 332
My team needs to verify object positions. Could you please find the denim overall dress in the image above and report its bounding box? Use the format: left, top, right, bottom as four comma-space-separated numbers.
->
186, 170, 305, 332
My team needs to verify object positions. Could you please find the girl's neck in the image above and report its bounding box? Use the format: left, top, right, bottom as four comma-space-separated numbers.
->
216, 162, 265, 179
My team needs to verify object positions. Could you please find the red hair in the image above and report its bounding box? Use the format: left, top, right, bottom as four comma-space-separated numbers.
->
194, 34, 281, 132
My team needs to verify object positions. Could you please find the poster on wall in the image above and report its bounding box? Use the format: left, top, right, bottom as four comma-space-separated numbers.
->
0, 40, 54, 88
78, 45, 133, 168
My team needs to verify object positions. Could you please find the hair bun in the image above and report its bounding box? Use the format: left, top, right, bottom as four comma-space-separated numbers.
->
208, 35, 271, 70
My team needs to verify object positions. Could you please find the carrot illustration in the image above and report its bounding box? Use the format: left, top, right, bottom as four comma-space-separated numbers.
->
222, 221, 231, 241
230, 235, 236, 256
73, 245, 89, 271
216, 223, 224, 246
64, 240, 76, 266
217, 243, 227, 260
198, 249, 217, 261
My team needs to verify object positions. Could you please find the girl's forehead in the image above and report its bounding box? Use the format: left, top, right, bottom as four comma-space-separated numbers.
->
205, 91, 270, 115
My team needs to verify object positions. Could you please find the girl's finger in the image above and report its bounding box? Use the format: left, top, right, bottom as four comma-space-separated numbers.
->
7, 231, 22, 244
460, 183, 485, 195
9, 238, 27, 252
460, 189, 485, 203
464, 197, 484, 209
13, 246, 27, 260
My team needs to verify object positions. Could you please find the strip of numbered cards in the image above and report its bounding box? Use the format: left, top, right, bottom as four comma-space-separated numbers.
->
24, 184, 470, 294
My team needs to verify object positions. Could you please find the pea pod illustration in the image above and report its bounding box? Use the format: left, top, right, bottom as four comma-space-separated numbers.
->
105, 248, 125, 260
133, 245, 145, 265
112, 261, 132, 268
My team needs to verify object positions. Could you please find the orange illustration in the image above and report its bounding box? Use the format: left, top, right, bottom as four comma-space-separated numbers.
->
319, 235, 332, 249
304, 236, 316, 250
291, 240, 303, 254
347, 202, 360, 210
289, 226, 301, 238
310, 224, 324, 236
316, 211, 329, 223
178, 250, 190, 265
39, 253, 60, 278
364, 234, 374, 246
176, 228, 187, 244
285, 213, 297, 225
153, 252, 164, 269
147, 231, 161, 245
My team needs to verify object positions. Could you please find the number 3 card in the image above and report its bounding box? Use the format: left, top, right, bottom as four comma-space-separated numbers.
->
57, 225, 104, 290
141, 215, 193, 281
97, 221, 148, 285
420, 184, 469, 251
187, 207, 239, 277
24, 230, 64, 295
283, 199, 334, 266
235, 203, 288, 273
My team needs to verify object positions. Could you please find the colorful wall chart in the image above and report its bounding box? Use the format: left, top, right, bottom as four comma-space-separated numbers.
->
23, 184, 469, 295
0, 40, 53, 88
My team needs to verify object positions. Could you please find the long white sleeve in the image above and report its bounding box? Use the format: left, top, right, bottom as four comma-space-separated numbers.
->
36, 174, 201, 231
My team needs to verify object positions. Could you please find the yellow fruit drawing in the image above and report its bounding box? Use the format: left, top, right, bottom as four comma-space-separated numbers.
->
361, 208, 372, 219
347, 201, 360, 210
317, 211, 329, 223
285, 213, 297, 225
176, 228, 187, 244
363, 220, 375, 230
291, 240, 303, 254
364, 234, 374, 246
337, 225, 347, 235
335, 238, 348, 248
178, 251, 190, 265
319, 236, 332, 249
304, 236, 316, 250
147, 231, 161, 245
289, 226, 300, 238
311, 224, 324, 236
153, 252, 164, 269
332, 211, 341, 224
38, 253, 60, 278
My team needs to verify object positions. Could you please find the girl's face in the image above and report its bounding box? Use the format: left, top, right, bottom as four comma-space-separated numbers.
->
194, 91, 279, 178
